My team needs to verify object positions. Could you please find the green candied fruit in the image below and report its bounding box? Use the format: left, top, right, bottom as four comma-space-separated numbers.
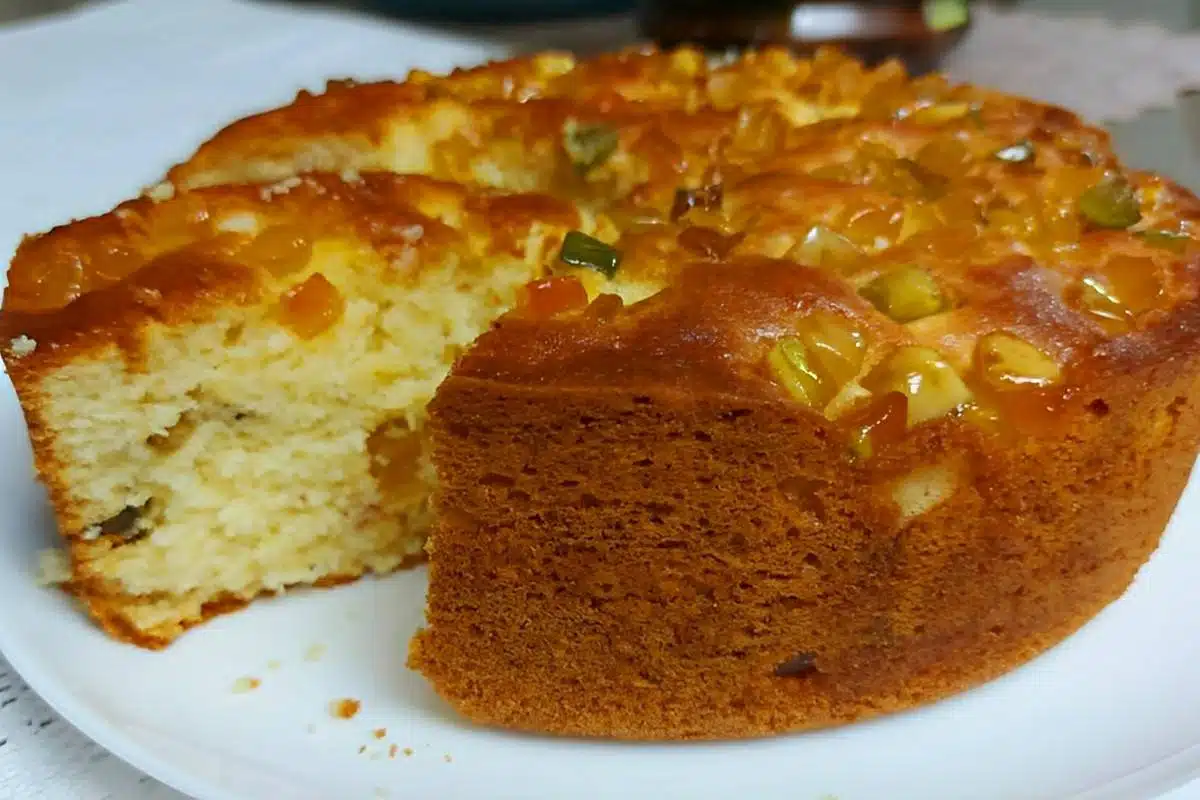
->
1079, 176, 1142, 229
558, 230, 621, 279
859, 266, 946, 323
562, 119, 619, 173
767, 337, 822, 407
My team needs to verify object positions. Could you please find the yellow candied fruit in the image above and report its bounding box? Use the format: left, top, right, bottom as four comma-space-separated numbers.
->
276, 272, 345, 339
790, 225, 862, 269
976, 333, 1062, 390
768, 338, 822, 407
796, 311, 867, 386
1037, 208, 1083, 250
1077, 255, 1163, 333
842, 208, 903, 251
909, 102, 973, 125
237, 224, 314, 277
859, 266, 946, 323
898, 201, 943, 242
367, 419, 426, 506
862, 346, 973, 427
914, 136, 972, 178
768, 313, 868, 408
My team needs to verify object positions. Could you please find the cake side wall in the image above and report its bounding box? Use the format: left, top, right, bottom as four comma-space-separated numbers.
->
411, 370, 1200, 740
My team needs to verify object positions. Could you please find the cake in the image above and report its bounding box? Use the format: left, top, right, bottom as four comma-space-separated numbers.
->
3, 47, 1200, 738
0, 172, 609, 647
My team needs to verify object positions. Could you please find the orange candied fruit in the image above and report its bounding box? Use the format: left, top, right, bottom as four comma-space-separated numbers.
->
276, 272, 345, 339
367, 420, 426, 505
4, 238, 140, 313
236, 224, 314, 277
1075, 254, 1164, 334
516, 275, 589, 319
843, 391, 908, 460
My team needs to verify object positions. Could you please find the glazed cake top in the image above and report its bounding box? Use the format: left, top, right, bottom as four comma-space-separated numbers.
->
4, 46, 1200, 454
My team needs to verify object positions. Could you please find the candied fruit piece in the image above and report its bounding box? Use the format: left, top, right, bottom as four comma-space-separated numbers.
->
1137, 229, 1190, 254
796, 312, 867, 387
677, 226, 743, 260
4, 248, 87, 312
987, 208, 1035, 240
1038, 209, 1082, 250
844, 391, 908, 460
277, 273, 344, 339
790, 225, 862, 269
994, 140, 1035, 164
1079, 175, 1142, 229
367, 419, 426, 505
842, 208, 902, 251
768, 337, 822, 407
960, 403, 1003, 435
976, 332, 1061, 390
859, 266, 946, 323
562, 119, 619, 173
915, 137, 972, 178
517, 276, 589, 319
237, 224, 313, 277
670, 184, 723, 221
862, 346, 972, 427
582, 292, 624, 322
559, 230, 621, 278
808, 163, 854, 184
1076, 255, 1163, 333
898, 202, 942, 242
769, 313, 868, 410
909, 102, 973, 125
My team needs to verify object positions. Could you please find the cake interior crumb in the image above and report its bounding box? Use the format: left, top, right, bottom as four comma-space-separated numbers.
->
373, 727, 387, 739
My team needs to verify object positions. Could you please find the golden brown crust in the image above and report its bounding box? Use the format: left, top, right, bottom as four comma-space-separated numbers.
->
65, 554, 425, 650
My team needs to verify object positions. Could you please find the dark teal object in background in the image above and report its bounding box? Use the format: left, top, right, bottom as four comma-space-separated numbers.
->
367, 0, 636, 22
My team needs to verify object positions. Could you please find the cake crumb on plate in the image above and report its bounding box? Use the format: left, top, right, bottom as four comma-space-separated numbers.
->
231, 677, 260, 694
329, 697, 361, 719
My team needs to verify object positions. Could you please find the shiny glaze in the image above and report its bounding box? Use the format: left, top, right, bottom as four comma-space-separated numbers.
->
6, 46, 1200, 455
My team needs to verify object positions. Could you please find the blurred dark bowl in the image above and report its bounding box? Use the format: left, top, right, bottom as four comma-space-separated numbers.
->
367, 0, 636, 22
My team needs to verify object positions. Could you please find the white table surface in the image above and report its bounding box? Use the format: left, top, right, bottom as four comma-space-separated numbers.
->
1, 1, 1199, 797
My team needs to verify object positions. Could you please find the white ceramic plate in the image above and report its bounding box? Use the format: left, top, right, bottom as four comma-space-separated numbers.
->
3, 2, 1200, 798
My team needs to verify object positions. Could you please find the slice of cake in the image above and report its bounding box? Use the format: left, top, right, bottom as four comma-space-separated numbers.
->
0, 172, 615, 647
411, 221, 1200, 740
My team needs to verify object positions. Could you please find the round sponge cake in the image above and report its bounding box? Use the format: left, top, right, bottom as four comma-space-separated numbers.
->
3, 46, 1199, 738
